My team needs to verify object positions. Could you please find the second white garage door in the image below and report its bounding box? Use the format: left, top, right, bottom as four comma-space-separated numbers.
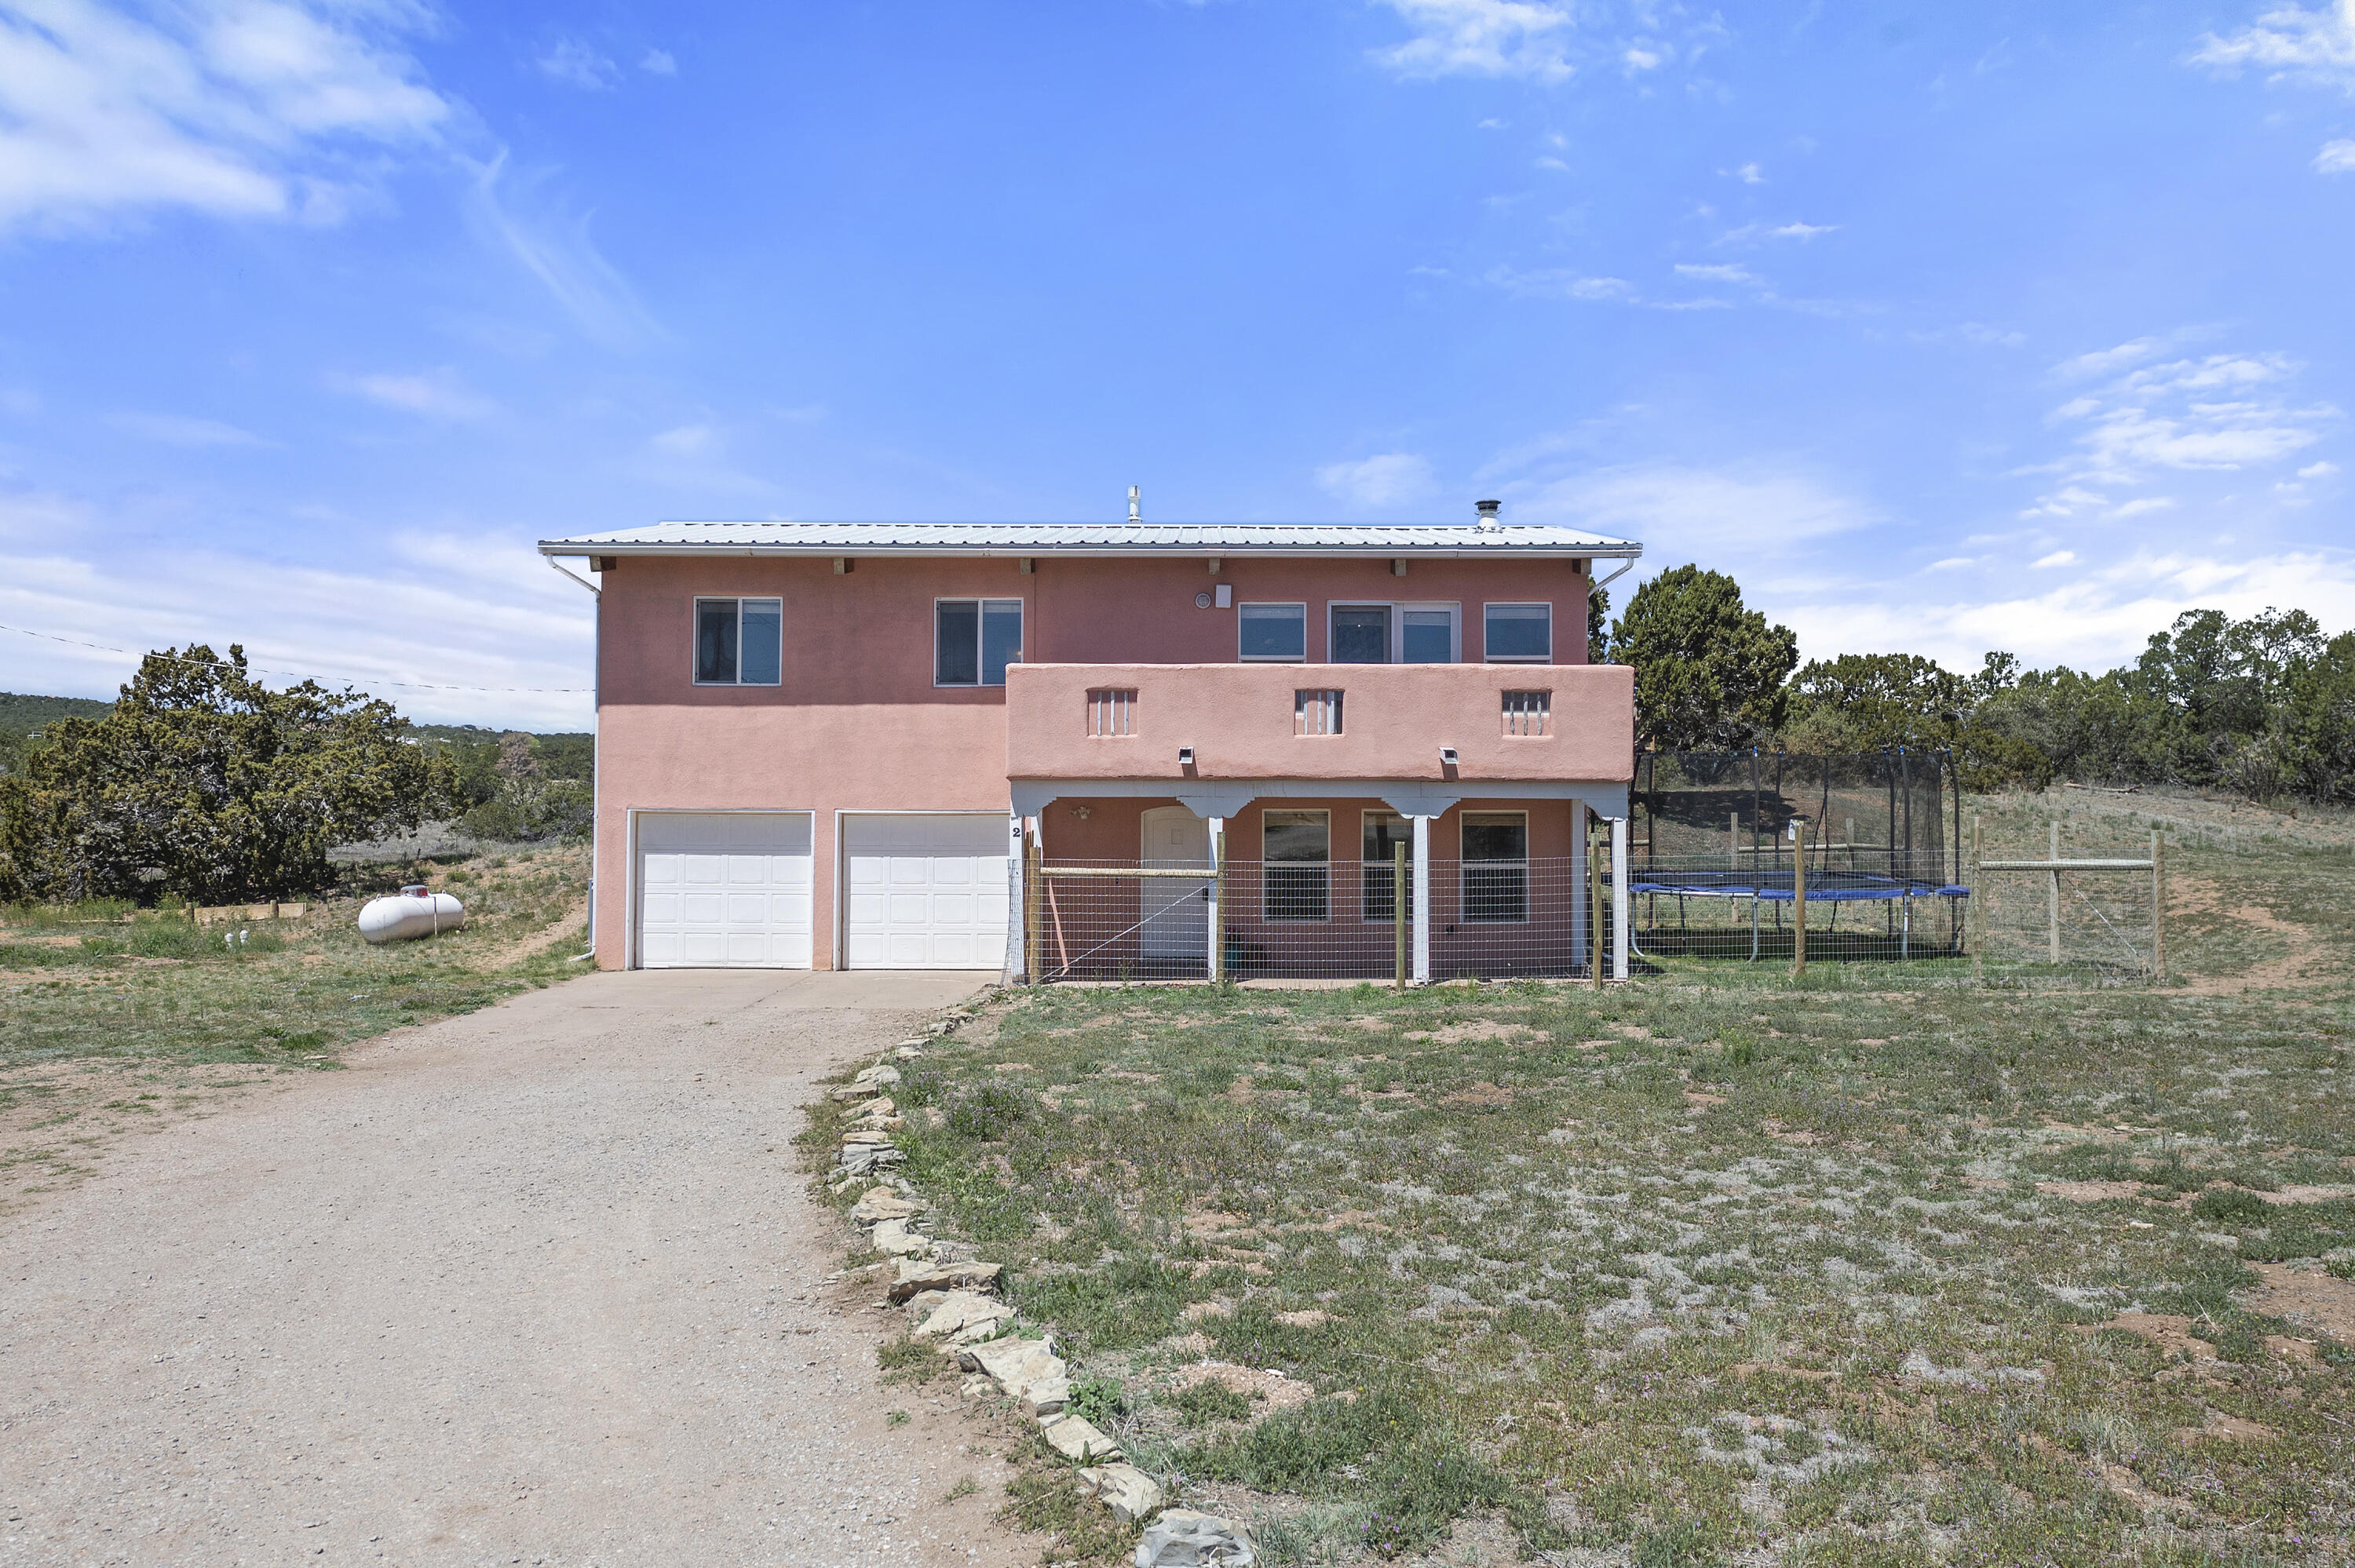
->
843, 814, 1009, 970
637, 811, 813, 969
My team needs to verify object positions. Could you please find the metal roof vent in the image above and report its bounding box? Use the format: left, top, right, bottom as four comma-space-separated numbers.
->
1128, 485, 1142, 523
1474, 498, 1502, 531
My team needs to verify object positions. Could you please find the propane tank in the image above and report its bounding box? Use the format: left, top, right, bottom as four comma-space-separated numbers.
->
357, 884, 467, 944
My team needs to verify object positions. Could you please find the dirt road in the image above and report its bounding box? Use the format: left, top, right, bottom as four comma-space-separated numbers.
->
1, 969, 1036, 1566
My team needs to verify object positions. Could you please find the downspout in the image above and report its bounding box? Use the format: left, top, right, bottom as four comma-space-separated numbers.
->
547, 556, 601, 961
1585, 560, 1634, 660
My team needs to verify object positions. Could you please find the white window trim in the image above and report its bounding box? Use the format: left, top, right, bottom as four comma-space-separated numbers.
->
933, 596, 1024, 688
691, 596, 783, 687
1237, 600, 1309, 662
1459, 810, 1532, 925
1481, 601, 1554, 663
1324, 601, 1462, 665
1261, 808, 1332, 924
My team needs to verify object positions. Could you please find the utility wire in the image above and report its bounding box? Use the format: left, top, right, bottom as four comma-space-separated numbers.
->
0, 621, 590, 695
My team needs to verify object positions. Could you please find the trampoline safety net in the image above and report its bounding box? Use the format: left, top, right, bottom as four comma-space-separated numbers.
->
1629, 750, 1965, 963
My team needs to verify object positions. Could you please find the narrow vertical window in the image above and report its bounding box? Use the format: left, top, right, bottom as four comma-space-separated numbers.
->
1484, 603, 1551, 662
693, 597, 782, 685
981, 599, 1023, 684
1461, 811, 1529, 922
1293, 689, 1343, 736
1262, 810, 1330, 921
1362, 811, 1411, 921
1401, 607, 1456, 664
1086, 688, 1138, 736
1502, 690, 1551, 735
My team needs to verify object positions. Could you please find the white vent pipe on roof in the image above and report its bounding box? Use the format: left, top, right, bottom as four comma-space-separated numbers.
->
1474, 498, 1502, 531
1128, 485, 1142, 523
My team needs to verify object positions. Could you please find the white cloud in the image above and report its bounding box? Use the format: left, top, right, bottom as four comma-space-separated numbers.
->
1371, 0, 1580, 82
640, 47, 676, 76
1732, 162, 1764, 184
2106, 496, 2177, 519
1770, 221, 1833, 238
2032, 549, 2076, 568
2299, 459, 2340, 476
2319, 137, 2355, 170
464, 151, 665, 348
334, 368, 498, 421
650, 423, 715, 456
1927, 557, 1976, 571
1673, 262, 1756, 283
1316, 452, 1437, 507
0, 0, 450, 234
0, 530, 593, 727
535, 36, 616, 90
109, 410, 268, 447
1517, 463, 1876, 557
2053, 337, 2167, 381
2190, 1, 2355, 88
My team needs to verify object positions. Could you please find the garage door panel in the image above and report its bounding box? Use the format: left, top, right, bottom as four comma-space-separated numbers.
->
637, 812, 813, 970
842, 814, 1008, 971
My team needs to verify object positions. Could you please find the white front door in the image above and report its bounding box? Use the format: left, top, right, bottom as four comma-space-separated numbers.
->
636, 811, 814, 969
1140, 806, 1210, 960
842, 813, 1010, 970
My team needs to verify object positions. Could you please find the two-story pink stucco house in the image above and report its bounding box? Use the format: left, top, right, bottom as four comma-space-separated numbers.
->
540, 500, 1641, 982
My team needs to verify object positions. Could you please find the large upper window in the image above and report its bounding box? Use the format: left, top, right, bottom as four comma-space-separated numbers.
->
694, 597, 782, 685
1330, 604, 1390, 664
1239, 603, 1307, 661
1484, 603, 1552, 662
1262, 810, 1331, 921
937, 599, 1023, 687
1461, 811, 1529, 923
1331, 603, 1459, 664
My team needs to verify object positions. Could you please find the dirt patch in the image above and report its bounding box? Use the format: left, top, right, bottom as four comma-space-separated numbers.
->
1274, 1308, 1332, 1328
2175, 877, 2328, 995
1441, 1081, 1515, 1107
2073, 1313, 2221, 1362
1683, 1089, 1728, 1110
1181, 1299, 1235, 1322
1406, 1022, 1543, 1045
2247, 1264, 2355, 1345
2037, 1180, 2152, 1203
473, 904, 589, 968
1167, 1360, 1316, 1416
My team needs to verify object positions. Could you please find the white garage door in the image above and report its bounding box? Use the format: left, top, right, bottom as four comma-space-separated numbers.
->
843, 814, 1009, 970
637, 812, 813, 969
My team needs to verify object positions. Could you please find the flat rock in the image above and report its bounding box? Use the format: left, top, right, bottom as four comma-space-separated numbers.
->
851, 1187, 922, 1225
871, 1219, 933, 1256
968, 1335, 1065, 1403
895, 1045, 926, 1060
913, 1291, 1016, 1340
1017, 1376, 1069, 1419
1039, 1413, 1122, 1463
1076, 1463, 1163, 1526
1135, 1508, 1257, 1566
888, 1260, 1002, 1303
852, 1096, 896, 1118
835, 1143, 905, 1176
840, 1128, 896, 1147
855, 1063, 902, 1088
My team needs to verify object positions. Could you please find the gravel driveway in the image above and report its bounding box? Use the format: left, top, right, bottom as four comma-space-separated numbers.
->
1, 969, 1038, 1567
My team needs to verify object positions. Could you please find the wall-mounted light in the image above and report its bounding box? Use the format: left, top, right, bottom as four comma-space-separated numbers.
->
1195, 591, 1212, 609
1178, 746, 1196, 767
1438, 746, 1459, 767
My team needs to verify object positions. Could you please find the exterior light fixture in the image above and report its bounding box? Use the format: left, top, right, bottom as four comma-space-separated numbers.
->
1178, 746, 1196, 767
1439, 746, 1459, 766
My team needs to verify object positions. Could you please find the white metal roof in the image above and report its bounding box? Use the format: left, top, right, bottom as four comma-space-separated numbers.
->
536, 520, 1641, 560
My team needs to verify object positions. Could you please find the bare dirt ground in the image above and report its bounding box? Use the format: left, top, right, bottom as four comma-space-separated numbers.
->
0, 968, 1042, 1568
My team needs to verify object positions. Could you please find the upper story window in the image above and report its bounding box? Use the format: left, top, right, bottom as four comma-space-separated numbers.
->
1484, 602, 1552, 662
937, 598, 1023, 687
1331, 603, 1459, 664
1239, 602, 1306, 662
695, 597, 782, 685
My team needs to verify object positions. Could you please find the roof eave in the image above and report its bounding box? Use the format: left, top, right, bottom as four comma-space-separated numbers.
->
535, 540, 1645, 560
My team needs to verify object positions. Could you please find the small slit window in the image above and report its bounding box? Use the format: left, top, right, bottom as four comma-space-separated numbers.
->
1502, 689, 1550, 735
1294, 689, 1344, 736
1087, 687, 1137, 736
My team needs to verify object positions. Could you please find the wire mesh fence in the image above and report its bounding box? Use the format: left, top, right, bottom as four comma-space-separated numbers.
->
1020, 855, 1616, 984
1968, 821, 2163, 983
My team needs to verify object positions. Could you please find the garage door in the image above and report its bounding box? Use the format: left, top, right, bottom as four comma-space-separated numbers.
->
636, 812, 813, 968
843, 814, 1009, 970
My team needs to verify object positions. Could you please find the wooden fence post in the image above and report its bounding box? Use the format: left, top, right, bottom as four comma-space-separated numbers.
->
1393, 841, 1407, 991
1792, 819, 1808, 979
2151, 830, 2165, 983
2048, 819, 2062, 965
1970, 813, 1983, 984
1589, 813, 1605, 990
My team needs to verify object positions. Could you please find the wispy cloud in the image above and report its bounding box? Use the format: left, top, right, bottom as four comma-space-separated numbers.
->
2032, 549, 2076, 568
1368, 1, 1718, 85
1516, 463, 1878, 559
1316, 451, 1437, 507
2319, 137, 2355, 170
1673, 262, 1756, 284
2189, 0, 2355, 89
535, 36, 617, 90
109, 410, 270, 447
0, 0, 451, 234
465, 151, 665, 348
334, 368, 498, 421
640, 47, 677, 77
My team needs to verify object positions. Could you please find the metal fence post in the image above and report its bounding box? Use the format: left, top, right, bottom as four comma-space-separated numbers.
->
1792, 819, 1808, 979
1393, 841, 1407, 991
1589, 811, 1605, 990
2048, 819, 2062, 965
2151, 830, 2165, 983
1969, 813, 1983, 984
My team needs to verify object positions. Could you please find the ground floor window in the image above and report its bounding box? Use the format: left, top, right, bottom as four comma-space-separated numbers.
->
1362, 811, 1412, 921
1263, 809, 1331, 921
1461, 811, 1528, 922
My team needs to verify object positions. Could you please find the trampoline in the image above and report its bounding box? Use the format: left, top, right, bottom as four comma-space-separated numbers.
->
1623, 870, 1970, 961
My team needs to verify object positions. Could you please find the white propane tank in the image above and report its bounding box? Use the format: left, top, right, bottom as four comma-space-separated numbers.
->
357, 884, 467, 944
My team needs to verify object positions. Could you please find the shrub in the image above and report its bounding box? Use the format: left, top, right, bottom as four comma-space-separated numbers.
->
2192, 1187, 2272, 1226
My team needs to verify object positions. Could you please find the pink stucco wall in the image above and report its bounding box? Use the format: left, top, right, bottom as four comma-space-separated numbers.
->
588, 552, 1605, 968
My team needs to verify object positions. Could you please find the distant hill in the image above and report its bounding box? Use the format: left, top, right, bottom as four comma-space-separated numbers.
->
0, 691, 112, 738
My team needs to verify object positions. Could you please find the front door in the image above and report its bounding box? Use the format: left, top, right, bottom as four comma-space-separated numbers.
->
1139, 806, 1210, 961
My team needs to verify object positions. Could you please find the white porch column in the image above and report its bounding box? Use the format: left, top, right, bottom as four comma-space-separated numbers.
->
1206, 816, 1225, 983
1611, 815, 1630, 981
1004, 811, 1029, 985
1570, 806, 1589, 973
1411, 814, 1432, 984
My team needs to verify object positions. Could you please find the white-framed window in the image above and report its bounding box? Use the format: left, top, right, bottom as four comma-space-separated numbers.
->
1460, 811, 1529, 923
1329, 603, 1459, 664
1239, 602, 1307, 662
693, 597, 783, 685
1362, 810, 1411, 921
1261, 809, 1330, 921
1483, 602, 1552, 662
936, 598, 1023, 687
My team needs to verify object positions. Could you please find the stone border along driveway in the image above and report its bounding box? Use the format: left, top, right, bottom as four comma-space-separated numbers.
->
826, 1007, 1261, 1568
0, 969, 1048, 1567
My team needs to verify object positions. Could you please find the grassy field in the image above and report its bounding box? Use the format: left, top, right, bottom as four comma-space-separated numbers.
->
0, 841, 590, 1209
822, 789, 2355, 1567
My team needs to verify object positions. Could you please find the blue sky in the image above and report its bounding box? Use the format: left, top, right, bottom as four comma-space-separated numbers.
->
2, 0, 2351, 728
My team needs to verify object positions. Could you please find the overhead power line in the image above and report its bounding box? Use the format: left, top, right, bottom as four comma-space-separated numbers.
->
0, 622, 590, 695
